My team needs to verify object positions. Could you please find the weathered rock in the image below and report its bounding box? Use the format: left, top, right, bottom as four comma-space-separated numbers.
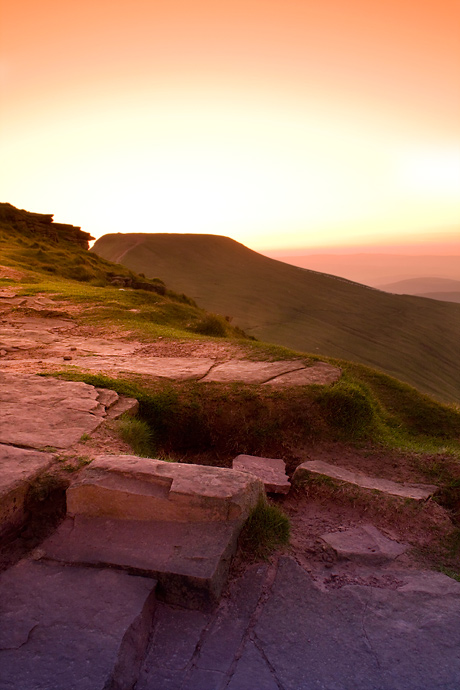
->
106, 395, 139, 419
232, 454, 291, 494
321, 524, 408, 565
201, 360, 305, 383
42, 515, 241, 609
67, 454, 263, 523
263, 361, 341, 387
0, 560, 156, 690
94, 387, 119, 409
293, 460, 437, 501
0, 444, 56, 538
0, 372, 122, 449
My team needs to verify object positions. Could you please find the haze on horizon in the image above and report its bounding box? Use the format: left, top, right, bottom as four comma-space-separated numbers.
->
1, 0, 459, 258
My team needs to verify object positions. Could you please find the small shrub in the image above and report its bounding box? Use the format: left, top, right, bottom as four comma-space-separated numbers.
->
190, 313, 228, 337
317, 382, 377, 439
117, 415, 154, 457
67, 266, 93, 282
239, 496, 290, 560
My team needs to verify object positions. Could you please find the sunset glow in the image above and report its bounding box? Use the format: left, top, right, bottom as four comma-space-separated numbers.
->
1, 0, 459, 253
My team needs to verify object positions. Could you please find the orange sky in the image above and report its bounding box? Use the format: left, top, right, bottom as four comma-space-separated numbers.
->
1, 0, 459, 252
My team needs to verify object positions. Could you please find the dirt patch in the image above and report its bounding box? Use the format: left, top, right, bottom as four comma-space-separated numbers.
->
0, 264, 25, 280
135, 340, 246, 359
278, 482, 456, 574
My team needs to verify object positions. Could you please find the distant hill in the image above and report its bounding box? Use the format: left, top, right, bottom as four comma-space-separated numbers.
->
92, 233, 460, 404
378, 277, 460, 304
262, 252, 460, 287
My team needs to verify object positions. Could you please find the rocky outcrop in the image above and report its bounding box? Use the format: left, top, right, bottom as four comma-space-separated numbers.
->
0, 202, 93, 249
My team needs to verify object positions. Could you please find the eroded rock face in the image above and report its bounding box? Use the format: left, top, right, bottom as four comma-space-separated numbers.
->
0, 202, 93, 248
0, 444, 56, 539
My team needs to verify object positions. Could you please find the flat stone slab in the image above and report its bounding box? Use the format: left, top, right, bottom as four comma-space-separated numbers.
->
0, 560, 157, 690
251, 557, 460, 690
263, 361, 342, 387
0, 372, 122, 449
59, 355, 215, 379
41, 515, 240, 609
0, 444, 56, 538
201, 359, 305, 383
321, 524, 408, 565
232, 454, 291, 494
293, 460, 437, 500
67, 454, 263, 523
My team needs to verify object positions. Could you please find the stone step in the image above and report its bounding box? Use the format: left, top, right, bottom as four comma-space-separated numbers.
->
40, 455, 263, 610
232, 454, 291, 494
293, 460, 437, 501
40, 515, 241, 610
105, 395, 139, 419
67, 454, 263, 524
0, 559, 157, 690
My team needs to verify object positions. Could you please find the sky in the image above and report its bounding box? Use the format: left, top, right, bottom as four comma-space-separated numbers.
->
1, 0, 460, 254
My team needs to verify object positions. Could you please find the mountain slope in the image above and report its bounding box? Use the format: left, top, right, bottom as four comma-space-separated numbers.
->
378, 277, 460, 304
92, 233, 460, 404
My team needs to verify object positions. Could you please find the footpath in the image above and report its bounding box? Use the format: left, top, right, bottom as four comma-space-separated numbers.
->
1, 296, 460, 690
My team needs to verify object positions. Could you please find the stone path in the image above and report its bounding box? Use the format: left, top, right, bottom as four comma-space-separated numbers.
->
1, 300, 460, 689
0, 310, 341, 385
3, 551, 460, 690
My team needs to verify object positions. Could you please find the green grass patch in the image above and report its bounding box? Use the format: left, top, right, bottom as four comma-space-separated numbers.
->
48, 370, 460, 464
116, 415, 155, 457
317, 381, 378, 440
239, 497, 290, 560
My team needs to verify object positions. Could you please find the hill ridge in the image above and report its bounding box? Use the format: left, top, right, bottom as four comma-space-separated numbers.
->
92, 232, 460, 404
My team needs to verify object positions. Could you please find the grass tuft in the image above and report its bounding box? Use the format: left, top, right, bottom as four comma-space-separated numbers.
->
239, 496, 290, 560
189, 313, 229, 337
117, 415, 155, 457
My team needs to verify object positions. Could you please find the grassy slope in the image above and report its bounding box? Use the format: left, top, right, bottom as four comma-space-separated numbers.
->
92, 233, 460, 404
0, 220, 248, 341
